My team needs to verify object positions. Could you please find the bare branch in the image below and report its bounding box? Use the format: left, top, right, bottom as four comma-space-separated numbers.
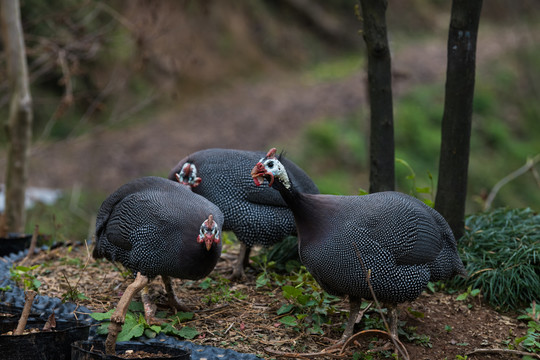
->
484, 154, 540, 211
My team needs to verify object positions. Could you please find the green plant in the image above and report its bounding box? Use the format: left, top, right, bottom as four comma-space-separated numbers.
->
456, 285, 481, 309
199, 276, 247, 304
91, 301, 199, 341
515, 302, 540, 354
10, 264, 42, 293
448, 208, 540, 311
395, 158, 434, 207
400, 326, 432, 348
274, 266, 342, 335
60, 271, 90, 303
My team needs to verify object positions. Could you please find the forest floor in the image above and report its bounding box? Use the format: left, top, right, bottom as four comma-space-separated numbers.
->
17, 242, 532, 360
1, 18, 538, 360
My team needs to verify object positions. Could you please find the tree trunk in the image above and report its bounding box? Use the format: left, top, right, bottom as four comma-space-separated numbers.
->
435, 0, 483, 240
1, 0, 33, 234
358, 0, 395, 193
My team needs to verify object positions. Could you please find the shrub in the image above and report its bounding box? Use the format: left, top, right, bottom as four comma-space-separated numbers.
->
449, 208, 540, 311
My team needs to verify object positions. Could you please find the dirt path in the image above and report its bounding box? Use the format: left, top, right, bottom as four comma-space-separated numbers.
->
0, 23, 536, 194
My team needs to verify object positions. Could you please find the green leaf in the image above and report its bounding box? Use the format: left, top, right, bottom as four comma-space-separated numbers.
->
31, 279, 41, 291
177, 326, 199, 339
118, 322, 145, 342
415, 187, 431, 194
444, 325, 452, 332
256, 274, 269, 288
277, 304, 294, 315
456, 293, 468, 301
150, 325, 161, 334
470, 289, 481, 297
174, 312, 194, 322
407, 307, 425, 319
297, 294, 310, 306
199, 278, 213, 290
282, 285, 302, 300
279, 315, 298, 327
96, 322, 110, 335
90, 309, 114, 321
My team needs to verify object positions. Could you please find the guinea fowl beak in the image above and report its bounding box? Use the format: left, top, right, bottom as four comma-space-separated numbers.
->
197, 232, 217, 251
197, 215, 220, 251
251, 162, 273, 187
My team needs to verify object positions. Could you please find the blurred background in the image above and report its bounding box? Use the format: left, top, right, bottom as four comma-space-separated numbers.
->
0, 0, 539, 242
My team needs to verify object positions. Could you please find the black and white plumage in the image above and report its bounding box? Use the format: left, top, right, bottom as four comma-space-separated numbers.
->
251, 148, 467, 341
168, 148, 319, 279
93, 176, 223, 329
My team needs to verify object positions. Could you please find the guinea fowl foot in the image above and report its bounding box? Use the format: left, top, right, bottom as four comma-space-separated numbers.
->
106, 272, 149, 355
162, 275, 191, 312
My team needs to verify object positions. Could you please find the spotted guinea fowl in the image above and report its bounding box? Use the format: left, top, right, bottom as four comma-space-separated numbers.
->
251, 148, 467, 341
168, 148, 319, 279
93, 176, 223, 353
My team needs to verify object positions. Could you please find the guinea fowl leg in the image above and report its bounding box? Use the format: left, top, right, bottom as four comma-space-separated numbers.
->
141, 285, 164, 325
162, 275, 190, 312
341, 297, 363, 342
388, 304, 399, 338
106, 272, 149, 355
229, 243, 251, 280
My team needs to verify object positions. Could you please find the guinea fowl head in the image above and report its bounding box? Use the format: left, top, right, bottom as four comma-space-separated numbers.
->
251, 147, 291, 189
175, 162, 202, 188
197, 214, 221, 251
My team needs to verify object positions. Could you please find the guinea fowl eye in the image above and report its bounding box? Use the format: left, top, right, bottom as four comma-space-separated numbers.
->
267, 161, 274, 168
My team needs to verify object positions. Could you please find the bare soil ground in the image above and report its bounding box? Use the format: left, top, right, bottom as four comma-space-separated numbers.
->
21, 243, 531, 360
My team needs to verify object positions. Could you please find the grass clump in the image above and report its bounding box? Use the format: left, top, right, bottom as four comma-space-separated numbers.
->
450, 208, 540, 311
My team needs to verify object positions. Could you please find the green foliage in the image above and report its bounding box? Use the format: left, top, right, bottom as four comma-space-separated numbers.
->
199, 276, 247, 304
448, 208, 540, 311
455, 286, 481, 309
515, 302, 540, 354
90, 301, 199, 341
9, 265, 41, 293
395, 158, 434, 207
272, 266, 342, 335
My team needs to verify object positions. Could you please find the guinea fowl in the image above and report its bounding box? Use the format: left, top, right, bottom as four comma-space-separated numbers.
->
251, 148, 467, 341
93, 176, 223, 353
168, 148, 319, 279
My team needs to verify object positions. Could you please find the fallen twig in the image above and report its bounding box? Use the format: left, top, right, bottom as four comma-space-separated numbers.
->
467, 348, 540, 359
264, 346, 346, 359
340, 329, 407, 356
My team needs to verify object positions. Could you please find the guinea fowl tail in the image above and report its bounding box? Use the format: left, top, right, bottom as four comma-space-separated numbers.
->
92, 234, 104, 259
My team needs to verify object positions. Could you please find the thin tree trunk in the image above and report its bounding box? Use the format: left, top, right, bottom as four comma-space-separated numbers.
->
358, 0, 395, 193
435, 0, 483, 240
1, 0, 33, 234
